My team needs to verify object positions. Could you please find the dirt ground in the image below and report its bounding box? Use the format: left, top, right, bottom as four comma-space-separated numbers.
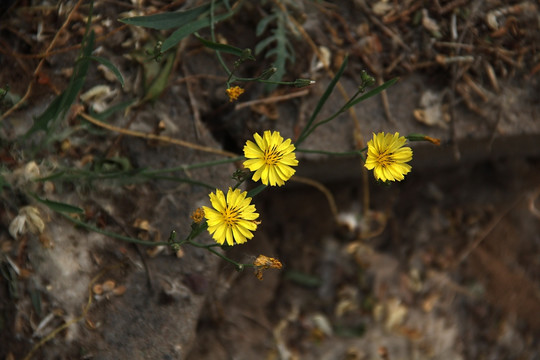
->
1, 1, 540, 359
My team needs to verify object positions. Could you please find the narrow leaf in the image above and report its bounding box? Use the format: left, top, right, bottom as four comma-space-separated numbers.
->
161, 7, 237, 52
343, 78, 399, 110
25, 31, 95, 138
90, 100, 134, 121
247, 184, 267, 198
295, 55, 348, 146
119, 3, 212, 30
33, 195, 84, 214
139, 51, 175, 103
25, 94, 64, 136
90, 56, 125, 87
194, 34, 253, 59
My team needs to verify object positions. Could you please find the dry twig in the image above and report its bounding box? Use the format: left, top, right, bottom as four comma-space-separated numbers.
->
78, 111, 239, 158
235, 89, 309, 111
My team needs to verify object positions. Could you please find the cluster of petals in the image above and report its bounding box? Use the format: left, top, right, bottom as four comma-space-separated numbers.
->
364, 132, 413, 182
243, 130, 298, 186
204, 131, 298, 245
253, 255, 283, 280
226, 86, 245, 102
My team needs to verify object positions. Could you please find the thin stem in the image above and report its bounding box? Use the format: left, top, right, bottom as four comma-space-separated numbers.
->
36, 167, 220, 189
143, 156, 243, 175
296, 148, 365, 157
231, 76, 304, 86
186, 240, 253, 269
211, 0, 232, 77
59, 212, 170, 246
296, 88, 366, 145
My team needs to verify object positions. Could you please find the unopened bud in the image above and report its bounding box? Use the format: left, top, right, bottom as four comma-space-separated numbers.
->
293, 78, 316, 88
360, 70, 375, 88
259, 67, 277, 80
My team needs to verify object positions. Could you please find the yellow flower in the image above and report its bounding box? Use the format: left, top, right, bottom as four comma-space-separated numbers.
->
226, 86, 245, 102
243, 130, 298, 186
203, 188, 259, 246
364, 132, 413, 182
253, 255, 283, 280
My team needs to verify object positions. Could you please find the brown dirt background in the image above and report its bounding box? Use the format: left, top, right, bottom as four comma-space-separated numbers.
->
1, 1, 540, 359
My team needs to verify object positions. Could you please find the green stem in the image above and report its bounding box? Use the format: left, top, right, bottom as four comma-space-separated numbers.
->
295, 89, 365, 146
211, 0, 232, 77
186, 240, 252, 269
58, 212, 170, 246
142, 156, 243, 175
144, 176, 215, 189
231, 77, 303, 86
296, 148, 366, 157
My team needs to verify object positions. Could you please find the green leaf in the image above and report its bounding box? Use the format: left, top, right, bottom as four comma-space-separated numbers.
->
285, 270, 321, 287
90, 56, 125, 87
119, 3, 212, 30
246, 184, 267, 198
139, 51, 175, 103
0, 172, 10, 193
161, 7, 237, 52
343, 77, 399, 110
256, 10, 296, 93
194, 33, 254, 59
89, 100, 134, 121
254, 35, 275, 55
256, 13, 277, 36
26, 94, 64, 136
311, 55, 348, 122
25, 31, 95, 138
33, 195, 84, 214
295, 55, 348, 146
35, 170, 66, 182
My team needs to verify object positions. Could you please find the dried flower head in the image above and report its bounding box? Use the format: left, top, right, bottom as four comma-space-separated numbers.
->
226, 86, 245, 102
203, 188, 259, 246
423, 135, 441, 145
243, 130, 298, 186
9, 206, 45, 239
253, 255, 283, 280
364, 132, 413, 182
190, 207, 205, 223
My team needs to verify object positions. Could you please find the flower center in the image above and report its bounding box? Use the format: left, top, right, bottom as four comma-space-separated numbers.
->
264, 146, 282, 165
376, 151, 394, 168
223, 207, 240, 226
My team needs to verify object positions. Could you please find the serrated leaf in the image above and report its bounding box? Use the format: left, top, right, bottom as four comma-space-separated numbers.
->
90, 56, 124, 88
119, 3, 212, 30
33, 195, 84, 214
255, 35, 275, 55
256, 13, 277, 36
